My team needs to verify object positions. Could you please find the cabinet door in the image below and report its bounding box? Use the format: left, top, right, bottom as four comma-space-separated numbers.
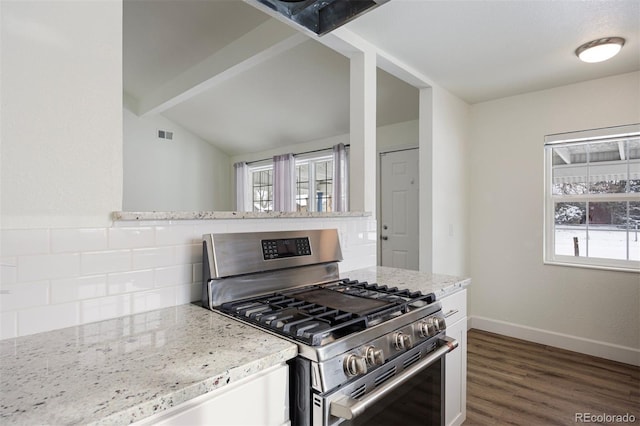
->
441, 289, 467, 426
134, 364, 289, 426
445, 317, 467, 426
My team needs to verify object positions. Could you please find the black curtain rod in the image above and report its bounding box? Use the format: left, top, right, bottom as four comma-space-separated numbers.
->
245, 144, 350, 165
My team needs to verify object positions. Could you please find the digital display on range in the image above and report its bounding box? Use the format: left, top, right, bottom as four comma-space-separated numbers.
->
262, 237, 311, 260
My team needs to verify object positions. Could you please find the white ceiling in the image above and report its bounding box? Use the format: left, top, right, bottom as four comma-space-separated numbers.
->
123, 0, 639, 156
346, 0, 640, 103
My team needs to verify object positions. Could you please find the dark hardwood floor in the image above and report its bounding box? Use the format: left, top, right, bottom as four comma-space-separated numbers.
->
464, 329, 640, 426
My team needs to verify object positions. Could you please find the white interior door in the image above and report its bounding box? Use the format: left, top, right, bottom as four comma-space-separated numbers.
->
379, 149, 419, 270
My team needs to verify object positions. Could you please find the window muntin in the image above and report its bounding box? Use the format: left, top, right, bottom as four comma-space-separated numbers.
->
249, 164, 273, 212
545, 125, 640, 271
295, 154, 333, 212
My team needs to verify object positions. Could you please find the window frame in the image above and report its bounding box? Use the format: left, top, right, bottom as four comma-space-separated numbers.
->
295, 153, 334, 213
248, 162, 274, 213
245, 151, 337, 213
543, 124, 640, 272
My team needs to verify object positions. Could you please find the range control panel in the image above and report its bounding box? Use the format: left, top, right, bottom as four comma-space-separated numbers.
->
262, 237, 312, 260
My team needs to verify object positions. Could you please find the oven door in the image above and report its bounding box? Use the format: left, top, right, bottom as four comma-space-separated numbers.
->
320, 337, 456, 426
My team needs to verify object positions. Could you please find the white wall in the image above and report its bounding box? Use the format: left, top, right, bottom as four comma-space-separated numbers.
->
231, 133, 349, 165
432, 87, 470, 277
418, 86, 470, 277
419, 88, 434, 274
468, 71, 640, 364
123, 108, 232, 211
1, 1, 122, 229
377, 120, 418, 152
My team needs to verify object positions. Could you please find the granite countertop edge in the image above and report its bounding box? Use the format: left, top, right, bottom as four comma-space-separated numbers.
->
112, 211, 372, 221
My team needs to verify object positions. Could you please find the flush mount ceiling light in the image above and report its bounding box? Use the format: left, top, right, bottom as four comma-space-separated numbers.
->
575, 37, 625, 63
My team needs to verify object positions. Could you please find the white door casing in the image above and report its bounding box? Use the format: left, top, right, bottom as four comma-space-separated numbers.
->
379, 148, 419, 270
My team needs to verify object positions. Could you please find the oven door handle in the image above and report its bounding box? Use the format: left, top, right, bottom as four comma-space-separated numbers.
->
330, 336, 458, 421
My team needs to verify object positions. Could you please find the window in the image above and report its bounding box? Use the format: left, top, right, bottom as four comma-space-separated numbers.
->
249, 164, 273, 212
248, 153, 338, 213
544, 124, 640, 271
295, 154, 334, 212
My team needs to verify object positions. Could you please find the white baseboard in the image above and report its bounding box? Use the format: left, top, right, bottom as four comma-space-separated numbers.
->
468, 315, 640, 366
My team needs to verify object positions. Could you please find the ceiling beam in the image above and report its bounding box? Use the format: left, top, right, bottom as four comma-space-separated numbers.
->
321, 27, 435, 89
137, 19, 308, 117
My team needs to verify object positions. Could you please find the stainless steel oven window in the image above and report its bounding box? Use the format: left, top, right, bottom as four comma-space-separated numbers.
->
340, 357, 444, 426
308, 338, 451, 426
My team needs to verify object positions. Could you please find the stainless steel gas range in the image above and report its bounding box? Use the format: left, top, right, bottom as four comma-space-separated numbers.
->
201, 229, 457, 426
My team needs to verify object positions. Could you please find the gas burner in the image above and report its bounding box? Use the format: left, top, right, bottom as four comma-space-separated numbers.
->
220, 279, 433, 346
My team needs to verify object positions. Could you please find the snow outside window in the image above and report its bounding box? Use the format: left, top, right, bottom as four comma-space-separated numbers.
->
544, 124, 640, 272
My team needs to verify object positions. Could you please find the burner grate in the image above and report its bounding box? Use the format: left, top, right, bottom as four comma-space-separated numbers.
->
219, 279, 435, 346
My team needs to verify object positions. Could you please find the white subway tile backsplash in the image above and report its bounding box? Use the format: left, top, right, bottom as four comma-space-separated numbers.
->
155, 225, 197, 246
0, 229, 49, 256
175, 283, 200, 305
80, 294, 131, 324
0, 311, 17, 339
174, 244, 201, 265
192, 221, 229, 237
81, 250, 131, 275
154, 265, 192, 287
107, 270, 154, 294
18, 253, 80, 282
51, 228, 108, 253
1, 257, 17, 286
0, 281, 49, 311
132, 246, 174, 270
192, 262, 203, 284
108, 227, 155, 249
51, 275, 107, 303
1, 215, 376, 339
131, 287, 176, 314
18, 302, 79, 336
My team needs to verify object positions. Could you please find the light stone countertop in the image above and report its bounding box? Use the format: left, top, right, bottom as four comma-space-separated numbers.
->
0, 267, 467, 425
0, 304, 297, 426
341, 266, 470, 299
112, 210, 371, 221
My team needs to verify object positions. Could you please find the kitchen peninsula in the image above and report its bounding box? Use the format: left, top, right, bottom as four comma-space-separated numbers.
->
0, 267, 469, 426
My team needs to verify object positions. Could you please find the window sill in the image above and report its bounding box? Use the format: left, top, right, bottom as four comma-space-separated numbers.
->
544, 259, 640, 274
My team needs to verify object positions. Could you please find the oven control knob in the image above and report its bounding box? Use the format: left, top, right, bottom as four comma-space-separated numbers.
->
393, 332, 413, 351
434, 317, 446, 331
365, 346, 384, 366
344, 354, 368, 376
419, 320, 437, 337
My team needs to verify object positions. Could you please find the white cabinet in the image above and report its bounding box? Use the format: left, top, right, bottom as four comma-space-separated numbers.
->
440, 289, 467, 426
134, 364, 290, 426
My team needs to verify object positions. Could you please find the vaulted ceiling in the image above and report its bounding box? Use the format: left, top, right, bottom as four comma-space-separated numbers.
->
124, 0, 639, 156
